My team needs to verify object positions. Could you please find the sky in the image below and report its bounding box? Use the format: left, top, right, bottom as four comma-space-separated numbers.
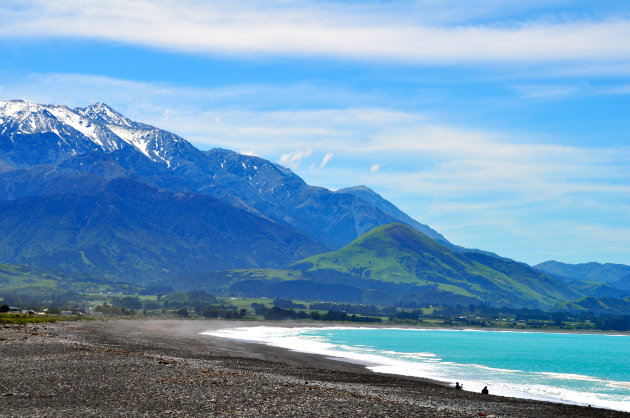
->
0, 0, 629, 265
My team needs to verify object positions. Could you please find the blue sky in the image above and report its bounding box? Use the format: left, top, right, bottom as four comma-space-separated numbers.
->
1, 0, 629, 265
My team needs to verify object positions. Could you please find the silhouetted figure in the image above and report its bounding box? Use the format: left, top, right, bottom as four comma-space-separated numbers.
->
481, 386, 489, 395
455, 382, 462, 390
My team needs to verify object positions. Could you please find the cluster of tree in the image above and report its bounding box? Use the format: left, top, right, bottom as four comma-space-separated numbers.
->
100, 291, 226, 315
254, 305, 382, 323
273, 298, 306, 309
260, 299, 630, 330
0, 291, 90, 313
109, 296, 143, 310
160, 291, 219, 309
593, 315, 630, 331
427, 304, 630, 331
95, 303, 136, 315
195, 304, 247, 319
388, 310, 424, 321
310, 310, 382, 323
308, 302, 384, 316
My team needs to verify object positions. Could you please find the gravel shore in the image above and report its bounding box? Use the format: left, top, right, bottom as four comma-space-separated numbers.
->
1, 319, 628, 417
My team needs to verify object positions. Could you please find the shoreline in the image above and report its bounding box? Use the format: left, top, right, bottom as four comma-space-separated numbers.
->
2, 318, 628, 417
259, 320, 630, 336
191, 315, 630, 336
204, 321, 630, 410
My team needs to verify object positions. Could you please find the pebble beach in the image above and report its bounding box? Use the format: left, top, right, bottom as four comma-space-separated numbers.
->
1, 319, 628, 417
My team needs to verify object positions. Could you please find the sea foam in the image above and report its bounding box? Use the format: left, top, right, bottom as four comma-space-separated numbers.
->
202, 326, 630, 412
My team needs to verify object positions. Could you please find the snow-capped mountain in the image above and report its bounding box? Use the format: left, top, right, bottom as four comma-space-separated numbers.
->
0, 99, 451, 251
0, 100, 192, 169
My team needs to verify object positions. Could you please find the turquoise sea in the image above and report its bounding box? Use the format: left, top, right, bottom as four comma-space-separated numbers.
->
205, 326, 630, 412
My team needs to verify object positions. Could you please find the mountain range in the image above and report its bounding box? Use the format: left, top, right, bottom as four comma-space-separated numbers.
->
1, 99, 628, 311
535, 261, 630, 290
0, 99, 449, 279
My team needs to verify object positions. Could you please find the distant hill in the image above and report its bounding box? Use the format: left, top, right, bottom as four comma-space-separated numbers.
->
612, 273, 630, 291
336, 185, 450, 247
566, 281, 630, 299
534, 260, 630, 284
212, 223, 580, 309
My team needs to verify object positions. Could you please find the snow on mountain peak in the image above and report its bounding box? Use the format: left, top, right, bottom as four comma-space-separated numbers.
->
76, 102, 132, 127
1, 99, 186, 169
0, 99, 44, 119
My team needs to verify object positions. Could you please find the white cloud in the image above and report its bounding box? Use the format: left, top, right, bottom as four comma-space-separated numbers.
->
238, 150, 259, 157
2, 1, 630, 66
318, 152, 333, 169
513, 83, 630, 100
370, 164, 380, 172
514, 84, 581, 100
278, 148, 312, 169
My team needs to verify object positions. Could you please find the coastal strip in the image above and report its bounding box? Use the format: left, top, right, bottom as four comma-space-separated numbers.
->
1, 319, 628, 417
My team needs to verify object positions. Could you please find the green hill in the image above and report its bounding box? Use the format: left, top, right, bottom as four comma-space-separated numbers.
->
557, 296, 630, 315
0, 263, 62, 296
0, 261, 138, 300
212, 223, 580, 309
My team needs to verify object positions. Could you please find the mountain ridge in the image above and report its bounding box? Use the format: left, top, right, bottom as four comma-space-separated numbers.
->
534, 260, 630, 284
0, 99, 451, 250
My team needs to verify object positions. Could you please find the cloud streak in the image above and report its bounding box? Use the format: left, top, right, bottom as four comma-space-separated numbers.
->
278, 148, 312, 170
318, 152, 333, 169
2, 1, 630, 66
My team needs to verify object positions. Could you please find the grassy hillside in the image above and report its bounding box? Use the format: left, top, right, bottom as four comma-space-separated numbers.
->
204, 223, 581, 309
0, 263, 61, 296
0, 261, 139, 298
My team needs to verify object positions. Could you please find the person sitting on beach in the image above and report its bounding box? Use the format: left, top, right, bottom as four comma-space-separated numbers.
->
455, 382, 462, 390
481, 386, 489, 395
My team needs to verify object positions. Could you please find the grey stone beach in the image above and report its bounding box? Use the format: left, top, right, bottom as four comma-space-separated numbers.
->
1, 319, 627, 417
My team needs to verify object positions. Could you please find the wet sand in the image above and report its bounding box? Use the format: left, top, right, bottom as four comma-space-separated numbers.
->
1, 319, 628, 417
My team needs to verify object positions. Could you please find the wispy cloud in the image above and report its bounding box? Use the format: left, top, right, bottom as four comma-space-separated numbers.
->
2, 1, 630, 67
238, 150, 259, 157
513, 84, 581, 99
513, 83, 630, 100
318, 152, 333, 169
370, 164, 380, 172
278, 148, 312, 170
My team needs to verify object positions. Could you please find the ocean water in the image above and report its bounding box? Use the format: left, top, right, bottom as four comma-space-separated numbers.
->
204, 326, 630, 412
